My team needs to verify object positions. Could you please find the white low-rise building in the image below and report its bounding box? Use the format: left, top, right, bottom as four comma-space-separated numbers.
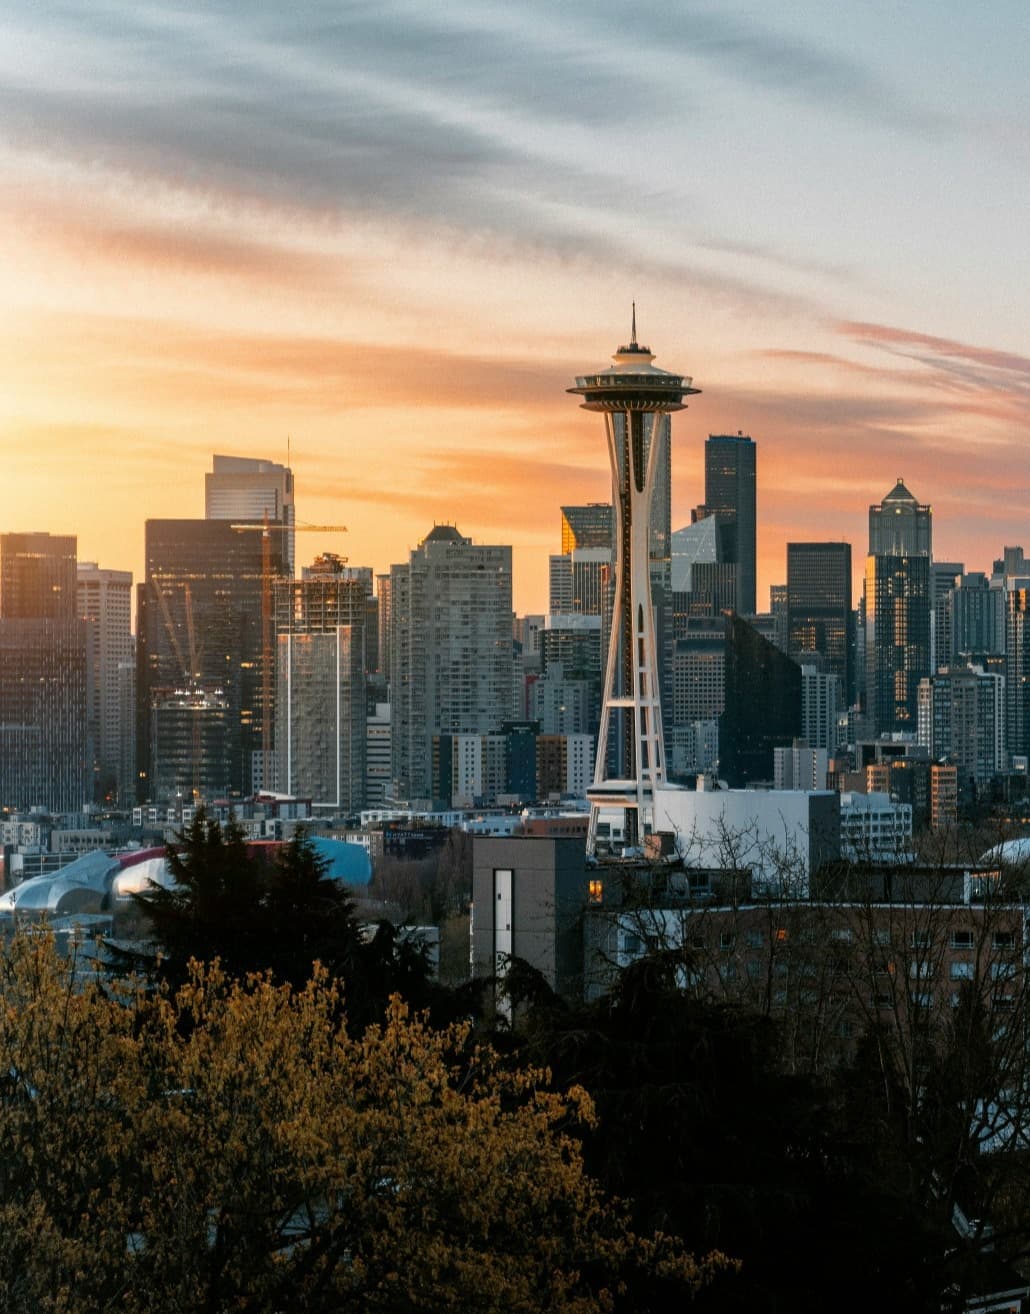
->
652, 785, 840, 895
839, 791, 912, 861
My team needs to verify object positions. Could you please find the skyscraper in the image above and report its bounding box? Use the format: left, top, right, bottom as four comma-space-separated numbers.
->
389, 526, 513, 807
917, 665, 1005, 799
670, 516, 719, 593
951, 572, 1004, 659
569, 317, 699, 851
0, 533, 89, 812
274, 558, 366, 813
77, 562, 134, 803
786, 542, 853, 703
0, 532, 77, 620
1005, 583, 1030, 760
863, 480, 932, 736
701, 433, 756, 616
869, 479, 932, 556
205, 454, 295, 574
136, 520, 285, 802
800, 664, 844, 751
0, 619, 90, 813
930, 560, 963, 673
560, 504, 613, 554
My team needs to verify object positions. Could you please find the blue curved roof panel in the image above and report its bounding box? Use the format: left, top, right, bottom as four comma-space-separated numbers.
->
310, 837, 372, 886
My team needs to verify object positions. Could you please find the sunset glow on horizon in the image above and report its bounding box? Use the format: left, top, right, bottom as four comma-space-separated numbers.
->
3, 1, 1028, 613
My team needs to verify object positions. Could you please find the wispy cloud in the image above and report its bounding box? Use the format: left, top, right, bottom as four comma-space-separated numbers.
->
580, 0, 952, 135
837, 321, 1030, 424
5, 310, 578, 413
0, 0, 924, 317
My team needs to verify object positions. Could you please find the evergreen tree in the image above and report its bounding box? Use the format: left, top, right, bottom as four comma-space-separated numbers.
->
121, 810, 446, 1030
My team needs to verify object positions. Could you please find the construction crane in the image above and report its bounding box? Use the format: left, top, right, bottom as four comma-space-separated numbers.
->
230, 516, 348, 787
148, 577, 213, 800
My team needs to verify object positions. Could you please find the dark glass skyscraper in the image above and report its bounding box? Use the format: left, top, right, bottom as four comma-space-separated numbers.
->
0, 532, 77, 620
560, 504, 613, 554
786, 542, 854, 702
701, 433, 756, 616
863, 480, 932, 735
136, 519, 286, 803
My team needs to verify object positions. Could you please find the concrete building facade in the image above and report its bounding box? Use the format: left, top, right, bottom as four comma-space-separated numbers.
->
389, 526, 513, 807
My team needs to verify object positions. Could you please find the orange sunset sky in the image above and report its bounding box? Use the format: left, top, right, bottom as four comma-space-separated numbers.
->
2, 1, 1028, 615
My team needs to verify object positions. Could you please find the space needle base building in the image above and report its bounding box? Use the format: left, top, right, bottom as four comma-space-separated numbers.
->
569, 314, 700, 855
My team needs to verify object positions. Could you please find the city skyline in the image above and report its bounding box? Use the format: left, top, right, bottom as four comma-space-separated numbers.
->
2, 2, 1028, 614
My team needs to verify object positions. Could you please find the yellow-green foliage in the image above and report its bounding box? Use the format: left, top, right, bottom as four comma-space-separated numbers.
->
0, 935, 724, 1313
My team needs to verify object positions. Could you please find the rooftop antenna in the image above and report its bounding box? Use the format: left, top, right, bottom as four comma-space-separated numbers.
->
631, 301, 637, 346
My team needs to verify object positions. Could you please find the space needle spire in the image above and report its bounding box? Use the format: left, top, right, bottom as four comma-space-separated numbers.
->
569, 316, 700, 855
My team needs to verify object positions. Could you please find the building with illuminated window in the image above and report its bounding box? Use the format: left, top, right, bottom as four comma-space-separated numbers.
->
0, 533, 89, 812
917, 665, 1005, 799
389, 526, 513, 807
136, 520, 284, 802
0, 619, 90, 813
0, 532, 77, 621
863, 480, 932, 736
787, 542, 853, 702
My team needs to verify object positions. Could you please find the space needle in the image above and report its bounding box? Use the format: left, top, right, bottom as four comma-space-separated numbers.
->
569, 309, 700, 854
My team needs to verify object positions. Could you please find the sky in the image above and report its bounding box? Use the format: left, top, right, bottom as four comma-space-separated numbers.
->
2, 0, 1028, 615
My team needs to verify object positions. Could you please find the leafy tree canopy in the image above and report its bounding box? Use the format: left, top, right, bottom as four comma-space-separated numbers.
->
0, 934, 725, 1313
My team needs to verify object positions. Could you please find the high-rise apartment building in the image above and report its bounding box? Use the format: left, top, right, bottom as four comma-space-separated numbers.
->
701, 433, 756, 616
389, 526, 512, 807
274, 559, 366, 813
917, 665, 1005, 798
77, 562, 134, 803
0, 533, 88, 812
541, 614, 602, 681
136, 520, 285, 802
786, 542, 853, 702
205, 454, 295, 574
864, 481, 932, 736
528, 666, 596, 737
800, 664, 844, 751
